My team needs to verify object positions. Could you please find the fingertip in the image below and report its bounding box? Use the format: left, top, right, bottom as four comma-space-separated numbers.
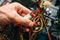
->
28, 21, 34, 27
25, 28, 30, 32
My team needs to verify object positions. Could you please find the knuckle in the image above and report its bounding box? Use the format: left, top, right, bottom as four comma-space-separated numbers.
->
12, 2, 20, 5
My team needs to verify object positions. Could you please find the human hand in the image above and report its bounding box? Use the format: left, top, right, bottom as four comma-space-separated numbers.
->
0, 2, 34, 27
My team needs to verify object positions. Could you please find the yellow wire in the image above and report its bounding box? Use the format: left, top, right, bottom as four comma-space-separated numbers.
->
33, 15, 44, 33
